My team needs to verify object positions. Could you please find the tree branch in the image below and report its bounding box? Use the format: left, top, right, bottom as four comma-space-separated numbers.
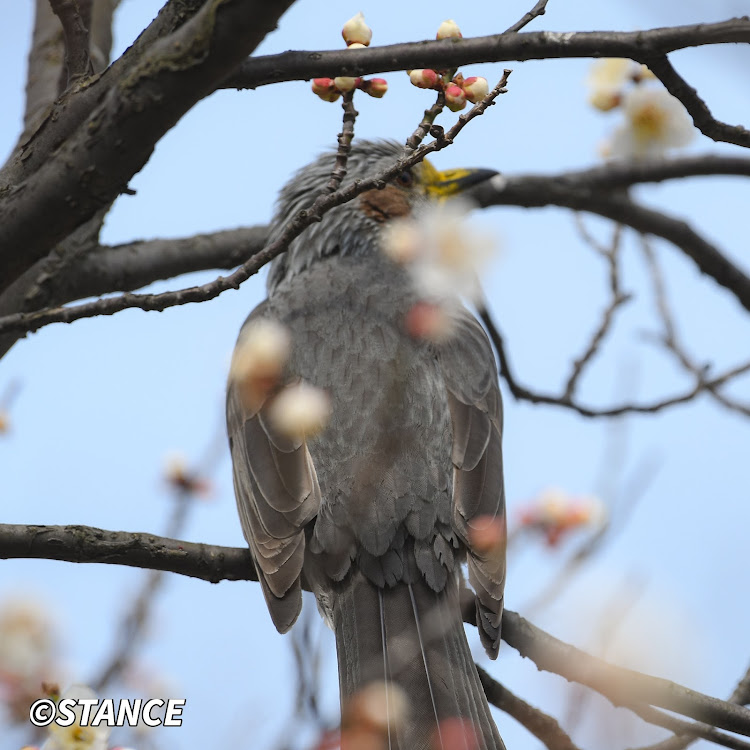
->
0, 74, 510, 338
0, 0, 297, 295
3, 521, 750, 737
471, 176, 750, 316
48, 0, 94, 84
477, 667, 583, 750
504, 0, 551, 34
644, 54, 750, 149
224, 19, 750, 91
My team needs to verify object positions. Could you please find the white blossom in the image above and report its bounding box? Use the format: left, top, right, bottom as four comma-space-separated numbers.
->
607, 87, 695, 159
381, 200, 496, 306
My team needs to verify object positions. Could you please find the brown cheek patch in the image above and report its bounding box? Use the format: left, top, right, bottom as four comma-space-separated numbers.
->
359, 186, 412, 223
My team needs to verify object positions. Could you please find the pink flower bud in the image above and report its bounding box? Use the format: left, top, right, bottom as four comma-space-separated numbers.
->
361, 77, 388, 98
342, 11, 372, 47
436, 19, 462, 40
462, 76, 489, 103
444, 83, 467, 111
334, 76, 358, 92
408, 68, 439, 89
311, 78, 341, 102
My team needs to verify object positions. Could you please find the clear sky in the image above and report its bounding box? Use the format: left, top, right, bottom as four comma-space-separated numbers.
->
1, 1, 749, 749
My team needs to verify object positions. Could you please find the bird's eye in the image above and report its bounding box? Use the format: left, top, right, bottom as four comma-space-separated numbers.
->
395, 169, 414, 188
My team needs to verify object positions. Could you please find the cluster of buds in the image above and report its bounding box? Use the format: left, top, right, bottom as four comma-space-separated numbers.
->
587, 59, 694, 159
518, 488, 606, 547
407, 20, 489, 112
312, 13, 387, 102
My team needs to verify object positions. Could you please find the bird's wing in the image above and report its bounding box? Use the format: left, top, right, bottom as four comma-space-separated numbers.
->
438, 305, 506, 658
226, 303, 321, 633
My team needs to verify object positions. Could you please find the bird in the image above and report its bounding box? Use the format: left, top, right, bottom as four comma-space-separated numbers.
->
226, 139, 506, 750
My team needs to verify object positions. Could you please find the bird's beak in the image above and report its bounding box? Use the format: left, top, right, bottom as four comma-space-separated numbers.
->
422, 165, 499, 199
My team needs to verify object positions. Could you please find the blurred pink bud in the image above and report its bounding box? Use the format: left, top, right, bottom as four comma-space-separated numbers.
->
462, 76, 489, 103
334, 76, 359, 92
405, 302, 454, 342
342, 11, 373, 46
312, 78, 341, 102
436, 19, 462, 40
444, 83, 467, 111
433, 718, 478, 750
468, 515, 507, 556
408, 68, 439, 89
361, 77, 388, 98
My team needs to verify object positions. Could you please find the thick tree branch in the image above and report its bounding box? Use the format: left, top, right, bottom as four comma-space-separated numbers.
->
3, 521, 750, 737
0, 0, 296, 295
222, 18, 750, 148
224, 19, 750, 91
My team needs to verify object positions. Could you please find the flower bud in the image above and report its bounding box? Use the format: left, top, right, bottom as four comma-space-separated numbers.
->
461, 76, 489, 103
444, 83, 467, 111
334, 76, 358, 92
408, 68, 439, 89
589, 88, 620, 112
269, 382, 331, 439
361, 77, 388, 98
436, 19, 462, 40
342, 11, 372, 47
312, 78, 341, 102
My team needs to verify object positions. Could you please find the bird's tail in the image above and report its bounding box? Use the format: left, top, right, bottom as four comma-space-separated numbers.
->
332, 572, 504, 750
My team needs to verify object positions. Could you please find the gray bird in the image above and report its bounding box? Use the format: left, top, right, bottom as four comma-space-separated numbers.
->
227, 140, 506, 750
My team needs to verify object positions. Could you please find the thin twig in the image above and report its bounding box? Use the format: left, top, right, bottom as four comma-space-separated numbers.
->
504, 0, 551, 33
325, 91, 358, 194
0, 72, 511, 339
640, 236, 750, 417
405, 89, 446, 150
563, 221, 630, 399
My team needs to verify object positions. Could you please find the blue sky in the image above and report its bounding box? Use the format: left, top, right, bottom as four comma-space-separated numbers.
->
1, 1, 749, 749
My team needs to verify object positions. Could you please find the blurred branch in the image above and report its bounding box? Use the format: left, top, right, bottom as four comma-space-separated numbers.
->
627, 703, 750, 750
640, 236, 750, 417
479, 304, 750, 417
3, 521, 750, 737
0, 74, 510, 338
563, 221, 629, 400
634, 664, 750, 750
477, 667, 583, 750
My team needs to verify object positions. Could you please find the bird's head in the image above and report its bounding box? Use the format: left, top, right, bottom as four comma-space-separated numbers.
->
266, 139, 497, 291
